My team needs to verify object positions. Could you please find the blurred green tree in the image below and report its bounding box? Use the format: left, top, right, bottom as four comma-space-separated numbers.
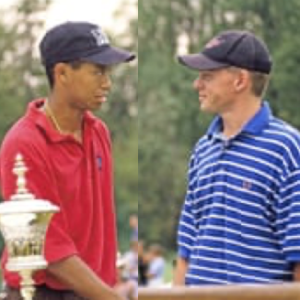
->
0, 0, 51, 141
99, 1, 138, 250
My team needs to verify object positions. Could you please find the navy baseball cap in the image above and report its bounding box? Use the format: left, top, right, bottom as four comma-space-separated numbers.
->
39, 21, 136, 68
178, 30, 272, 74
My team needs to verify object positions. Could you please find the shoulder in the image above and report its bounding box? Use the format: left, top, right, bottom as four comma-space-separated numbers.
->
0, 115, 48, 167
86, 113, 111, 141
194, 135, 210, 153
87, 116, 113, 154
188, 135, 210, 165
0, 115, 49, 199
269, 117, 300, 143
93, 117, 111, 136
266, 117, 300, 169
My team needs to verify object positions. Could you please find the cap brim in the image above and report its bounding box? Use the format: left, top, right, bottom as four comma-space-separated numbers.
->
178, 53, 229, 71
82, 45, 136, 66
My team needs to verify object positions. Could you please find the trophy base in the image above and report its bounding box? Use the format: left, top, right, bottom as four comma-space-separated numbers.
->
7, 256, 48, 272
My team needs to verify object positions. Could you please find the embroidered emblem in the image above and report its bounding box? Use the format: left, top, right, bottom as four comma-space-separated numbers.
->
96, 156, 102, 169
205, 37, 223, 49
242, 180, 252, 190
91, 27, 109, 47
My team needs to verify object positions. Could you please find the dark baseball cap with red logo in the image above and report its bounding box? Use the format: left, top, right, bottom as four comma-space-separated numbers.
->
39, 21, 136, 68
178, 30, 272, 74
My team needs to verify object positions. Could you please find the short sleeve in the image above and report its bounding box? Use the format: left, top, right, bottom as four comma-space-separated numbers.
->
276, 169, 300, 262
177, 153, 198, 260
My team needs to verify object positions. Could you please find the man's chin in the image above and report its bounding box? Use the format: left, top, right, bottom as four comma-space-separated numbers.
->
88, 102, 103, 112
200, 104, 215, 114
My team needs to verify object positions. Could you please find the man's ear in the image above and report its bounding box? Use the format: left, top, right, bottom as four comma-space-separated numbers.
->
233, 69, 250, 93
53, 63, 69, 85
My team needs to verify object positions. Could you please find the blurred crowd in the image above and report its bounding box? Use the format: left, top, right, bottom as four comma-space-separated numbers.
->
114, 214, 166, 300
138, 241, 166, 287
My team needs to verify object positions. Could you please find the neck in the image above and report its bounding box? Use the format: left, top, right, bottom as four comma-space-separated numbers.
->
44, 96, 83, 141
221, 96, 261, 138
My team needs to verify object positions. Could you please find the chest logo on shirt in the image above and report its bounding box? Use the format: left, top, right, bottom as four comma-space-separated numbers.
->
242, 180, 252, 190
96, 156, 102, 170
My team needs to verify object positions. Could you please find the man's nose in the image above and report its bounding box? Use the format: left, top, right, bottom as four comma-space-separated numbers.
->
193, 78, 200, 90
101, 75, 112, 91
193, 77, 205, 91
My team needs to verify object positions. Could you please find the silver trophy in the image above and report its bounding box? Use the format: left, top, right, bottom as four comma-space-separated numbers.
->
0, 154, 59, 300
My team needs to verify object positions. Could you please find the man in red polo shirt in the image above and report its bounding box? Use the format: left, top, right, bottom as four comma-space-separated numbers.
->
0, 21, 135, 300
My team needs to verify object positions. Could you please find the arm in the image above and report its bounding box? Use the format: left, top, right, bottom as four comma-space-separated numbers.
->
47, 255, 124, 300
173, 154, 197, 286
173, 153, 197, 286
276, 169, 300, 280
173, 257, 188, 286
293, 263, 300, 281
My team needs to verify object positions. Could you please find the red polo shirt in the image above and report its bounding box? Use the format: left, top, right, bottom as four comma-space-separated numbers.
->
0, 99, 117, 289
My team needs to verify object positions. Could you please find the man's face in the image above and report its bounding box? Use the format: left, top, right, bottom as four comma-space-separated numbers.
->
60, 62, 112, 111
193, 68, 238, 114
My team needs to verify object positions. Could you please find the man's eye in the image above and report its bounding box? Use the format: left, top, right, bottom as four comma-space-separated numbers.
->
95, 68, 110, 76
93, 70, 105, 76
202, 74, 212, 80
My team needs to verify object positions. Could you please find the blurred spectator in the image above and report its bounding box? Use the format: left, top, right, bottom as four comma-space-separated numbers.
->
138, 240, 148, 286
129, 214, 138, 241
115, 253, 138, 300
146, 244, 166, 287
123, 240, 139, 283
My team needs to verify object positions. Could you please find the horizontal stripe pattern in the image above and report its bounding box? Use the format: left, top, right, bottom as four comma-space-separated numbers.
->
177, 103, 300, 285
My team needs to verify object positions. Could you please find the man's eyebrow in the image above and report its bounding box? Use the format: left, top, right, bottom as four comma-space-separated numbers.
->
199, 71, 214, 75
95, 64, 111, 71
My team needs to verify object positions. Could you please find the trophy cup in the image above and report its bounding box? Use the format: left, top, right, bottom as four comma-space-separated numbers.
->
0, 154, 59, 300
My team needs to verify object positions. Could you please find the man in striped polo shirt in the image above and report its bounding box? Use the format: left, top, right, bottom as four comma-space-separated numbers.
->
174, 30, 300, 285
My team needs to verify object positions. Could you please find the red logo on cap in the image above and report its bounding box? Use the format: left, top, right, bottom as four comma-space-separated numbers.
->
242, 180, 252, 190
205, 38, 222, 49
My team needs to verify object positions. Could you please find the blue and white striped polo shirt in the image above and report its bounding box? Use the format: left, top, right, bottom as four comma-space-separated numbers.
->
177, 102, 300, 285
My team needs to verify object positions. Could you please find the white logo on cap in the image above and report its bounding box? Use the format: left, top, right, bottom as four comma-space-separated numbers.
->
91, 28, 109, 46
